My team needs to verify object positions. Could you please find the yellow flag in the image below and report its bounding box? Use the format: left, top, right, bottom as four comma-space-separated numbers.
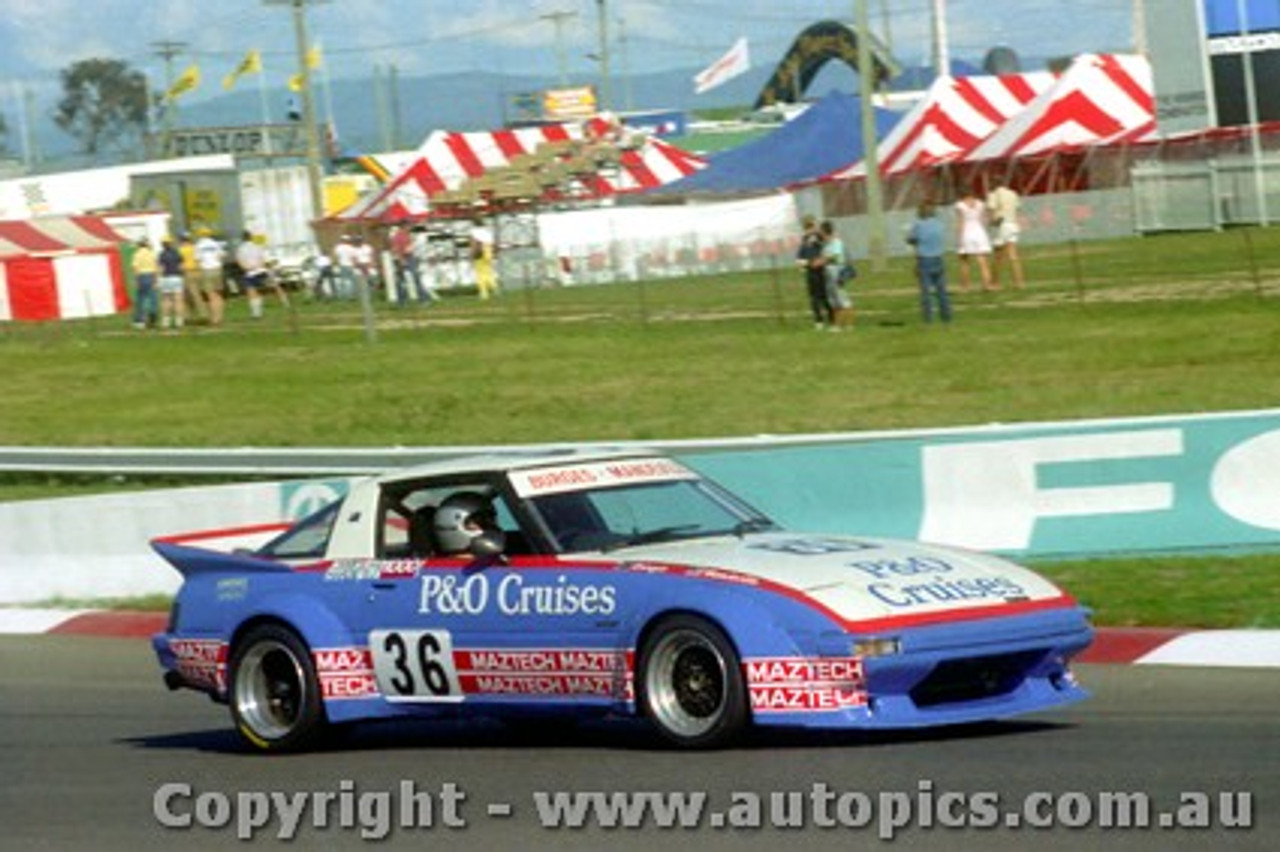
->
165, 64, 201, 100
288, 44, 322, 92
222, 49, 262, 91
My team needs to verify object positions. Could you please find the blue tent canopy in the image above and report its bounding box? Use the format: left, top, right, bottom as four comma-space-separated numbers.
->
654, 91, 901, 195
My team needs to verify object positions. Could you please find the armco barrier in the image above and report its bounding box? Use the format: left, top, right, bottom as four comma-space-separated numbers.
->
3, 409, 1280, 604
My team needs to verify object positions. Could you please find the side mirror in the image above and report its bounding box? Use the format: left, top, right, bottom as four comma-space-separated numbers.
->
470, 529, 506, 558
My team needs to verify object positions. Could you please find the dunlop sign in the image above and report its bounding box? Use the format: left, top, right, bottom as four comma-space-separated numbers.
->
157, 125, 305, 159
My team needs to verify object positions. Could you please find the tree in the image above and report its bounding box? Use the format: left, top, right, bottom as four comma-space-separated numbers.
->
53, 58, 148, 156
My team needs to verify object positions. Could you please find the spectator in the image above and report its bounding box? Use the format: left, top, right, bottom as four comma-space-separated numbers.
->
412, 226, 440, 303
352, 234, 378, 296
987, 180, 1026, 290
194, 230, 226, 326
471, 219, 497, 300
906, 201, 952, 324
389, 221, 428, 305
333, 234, 358, 299
955, 188, 993, 292
235, 230, 269, 319
178, 232, 205, 322
311, 249, 336, 300
130, 238, 158, 331
157, 237, 186, 331
817, 220, 854, 330
795, 215, 830, 329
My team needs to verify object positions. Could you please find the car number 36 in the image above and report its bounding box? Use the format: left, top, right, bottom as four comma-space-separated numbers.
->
369, 629, 463, 702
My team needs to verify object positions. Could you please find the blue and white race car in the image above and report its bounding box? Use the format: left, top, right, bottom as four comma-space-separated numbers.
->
152, 452, 1093, 752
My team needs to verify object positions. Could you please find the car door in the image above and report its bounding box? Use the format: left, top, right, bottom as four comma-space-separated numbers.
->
360, 481, 628, 707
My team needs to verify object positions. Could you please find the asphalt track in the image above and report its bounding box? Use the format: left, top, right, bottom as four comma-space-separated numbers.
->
1, 636, 1274, 851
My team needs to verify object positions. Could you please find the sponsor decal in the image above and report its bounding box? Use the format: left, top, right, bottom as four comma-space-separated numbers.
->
456, 647, 633, 700
215, 577, 248, 601
170, 639, 228, 692
280, 479, 350, 520
367, 630, 634, 702
751, 538, 878, 556
325, 560, 420, 582
417, 573, 617, 617
314, 646, 380, 700
509, 458, 696, 497
745, 655, 867, 714
848, 557, 1028, 608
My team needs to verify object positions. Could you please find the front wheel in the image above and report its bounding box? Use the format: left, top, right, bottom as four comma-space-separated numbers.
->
229, 623, 328, 753
637, 615, 748, 748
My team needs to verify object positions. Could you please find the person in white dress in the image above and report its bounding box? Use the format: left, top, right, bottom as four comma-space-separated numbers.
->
954, 190, 993, 291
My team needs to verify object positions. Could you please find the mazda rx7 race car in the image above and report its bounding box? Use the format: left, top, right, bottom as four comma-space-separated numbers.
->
152, 453, 1093, 752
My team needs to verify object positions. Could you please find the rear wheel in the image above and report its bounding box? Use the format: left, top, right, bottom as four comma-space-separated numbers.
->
637, 615, 747, 748
229, 623, 327, 753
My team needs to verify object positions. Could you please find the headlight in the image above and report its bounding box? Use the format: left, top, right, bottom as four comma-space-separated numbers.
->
852, 637, 901, 658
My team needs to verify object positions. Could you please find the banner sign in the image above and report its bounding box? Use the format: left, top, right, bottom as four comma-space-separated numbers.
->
542, 87, 597, 121
152, 125, 306, 160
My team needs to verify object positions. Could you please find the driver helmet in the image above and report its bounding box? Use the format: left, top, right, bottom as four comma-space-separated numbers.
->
433, 491, 499, 554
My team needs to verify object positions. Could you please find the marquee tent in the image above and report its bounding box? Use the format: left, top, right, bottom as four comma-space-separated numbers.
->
963, 54, 1155, 163
825, 70, 1057, 180
0, 216, 130, 322
338, 115, 705, 222
653, 91, 900, 195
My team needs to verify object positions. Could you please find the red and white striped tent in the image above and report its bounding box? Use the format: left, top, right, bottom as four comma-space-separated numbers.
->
0, 216, 130, 322
340, 116, 705, 222
963, 54, 1155, 163
826, 70, 1057, 180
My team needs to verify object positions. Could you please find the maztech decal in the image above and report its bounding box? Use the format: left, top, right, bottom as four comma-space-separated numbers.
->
744, 656, 867, 713
170, 639, 228, 692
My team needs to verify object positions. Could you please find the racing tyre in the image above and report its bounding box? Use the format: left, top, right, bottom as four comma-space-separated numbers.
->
638, 614, 748, 748
229, 623, 328, 753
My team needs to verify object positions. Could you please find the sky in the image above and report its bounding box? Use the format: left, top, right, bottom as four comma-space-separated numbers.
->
0, 0, 1139, 99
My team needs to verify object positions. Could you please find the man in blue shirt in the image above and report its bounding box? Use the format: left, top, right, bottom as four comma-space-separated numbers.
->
906, 201, 952, 324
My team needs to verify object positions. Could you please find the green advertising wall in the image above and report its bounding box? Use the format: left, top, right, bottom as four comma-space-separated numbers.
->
680, 410, 1280, 559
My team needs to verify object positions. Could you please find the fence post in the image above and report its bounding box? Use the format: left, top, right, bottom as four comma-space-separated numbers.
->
770, 246, 787, 326
1070, 233, 1086, 306
1242, 228, 1264, 299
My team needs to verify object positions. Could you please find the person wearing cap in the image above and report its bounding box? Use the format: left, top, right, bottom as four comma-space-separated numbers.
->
177, 232, 206, 323
129, 238, 159, 330
234, 230, 269, 319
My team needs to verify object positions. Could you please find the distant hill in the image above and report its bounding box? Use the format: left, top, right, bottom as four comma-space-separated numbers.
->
20, 55, 1017, 167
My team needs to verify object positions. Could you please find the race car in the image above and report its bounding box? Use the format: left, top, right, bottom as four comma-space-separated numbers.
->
152, 452, 1093, 752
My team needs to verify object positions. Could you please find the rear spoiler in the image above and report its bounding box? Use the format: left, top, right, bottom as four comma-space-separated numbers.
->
151, 540, 294, 579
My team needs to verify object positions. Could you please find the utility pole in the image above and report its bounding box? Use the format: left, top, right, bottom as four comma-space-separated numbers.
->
540, 9, 577, 87
264, 0, 375, 342
151, 39, 188, 154
856, 0, 886, 271
265, 0, 327, 224
595, 0, 611, 110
